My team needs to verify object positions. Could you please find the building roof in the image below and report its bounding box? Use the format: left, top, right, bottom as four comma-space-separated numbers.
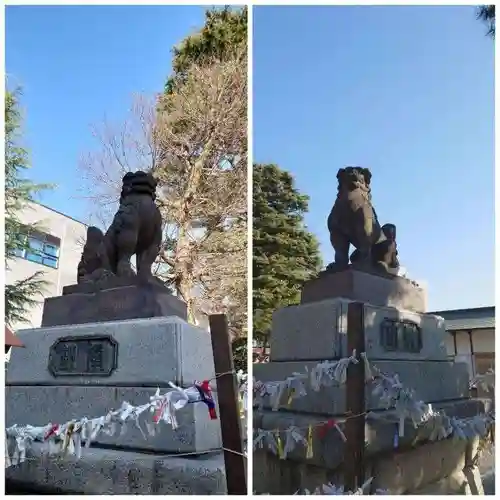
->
428, 306, 495, 332
31, 200, 88, 228
5, 327, 24, 348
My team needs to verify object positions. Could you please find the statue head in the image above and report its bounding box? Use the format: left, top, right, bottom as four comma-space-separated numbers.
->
85, 226, 105, 247
119, 171, 158, 202
336, 166, 372, 192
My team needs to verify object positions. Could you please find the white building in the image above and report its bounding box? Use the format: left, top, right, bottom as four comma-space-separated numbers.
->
429, 306, 495, 398
6, 202, 87, 331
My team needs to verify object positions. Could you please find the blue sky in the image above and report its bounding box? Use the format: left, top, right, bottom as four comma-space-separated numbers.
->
253, 6, 495, 311
6, 5, 208, 223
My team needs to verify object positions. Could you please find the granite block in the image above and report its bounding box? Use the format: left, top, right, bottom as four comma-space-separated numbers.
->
6, 317, 214, 387
41, 283, 187, 327
253, 434, 470, 495
301, 268, 426, 312
62, 275, 169, 295
371, 437, 468, 494
254, 359, 470, 415
6, 385, 222, 453
254, 398, 484, 471
270, 299, 344, 362
364, 304, 448, 360
271, 298, 448, 362
5, 443, 227, 494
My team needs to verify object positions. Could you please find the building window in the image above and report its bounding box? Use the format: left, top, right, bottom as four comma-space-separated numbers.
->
14, 230, 61, 269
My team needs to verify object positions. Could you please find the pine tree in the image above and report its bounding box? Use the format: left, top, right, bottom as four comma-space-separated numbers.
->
477, 5, 495, 38
5, 89, 50, 327
253, 164, 322, 345
165, 6, 247, 95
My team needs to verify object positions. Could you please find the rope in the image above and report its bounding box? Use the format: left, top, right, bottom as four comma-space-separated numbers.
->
5, 445, 247, 465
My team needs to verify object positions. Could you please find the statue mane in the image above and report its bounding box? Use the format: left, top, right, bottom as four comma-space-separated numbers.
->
120, 171, 158, 203
337, 166, 372, 194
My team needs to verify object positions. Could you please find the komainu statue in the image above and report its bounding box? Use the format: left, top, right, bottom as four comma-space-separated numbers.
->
326, 166, 399, 274
78, 171, 162, 284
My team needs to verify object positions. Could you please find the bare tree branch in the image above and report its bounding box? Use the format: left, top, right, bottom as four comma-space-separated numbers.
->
78, 54, 247, 333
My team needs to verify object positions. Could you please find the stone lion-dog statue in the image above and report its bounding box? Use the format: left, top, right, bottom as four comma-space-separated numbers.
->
326, 166, 399, 274
77, 171, 162, 284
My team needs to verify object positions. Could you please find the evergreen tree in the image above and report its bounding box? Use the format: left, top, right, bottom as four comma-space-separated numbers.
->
253, 164, 322, 345
477, 5, 495, 38
165, 6, 247, 94
5, 89, 50, 327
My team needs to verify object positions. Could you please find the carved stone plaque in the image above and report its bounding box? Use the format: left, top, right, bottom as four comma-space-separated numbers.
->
380, 319, 422, 353
48, 335, 118, 377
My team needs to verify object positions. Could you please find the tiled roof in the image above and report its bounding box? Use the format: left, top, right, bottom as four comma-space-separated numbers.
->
428, 306, 495, 332
443, 317, 495, 331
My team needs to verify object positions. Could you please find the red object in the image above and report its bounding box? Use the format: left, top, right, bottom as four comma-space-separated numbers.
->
200, 380, 217, 420
318, 419, 336, 438
5, 327, 24, 348
153, 401, 166, 423
44, 424, 59, 440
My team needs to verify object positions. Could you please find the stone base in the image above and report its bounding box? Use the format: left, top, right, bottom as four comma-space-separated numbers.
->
6, 386, 222, 453
254, 360, 470, 415
6, 317, 221, 454
253, 398, 488, 472
6, 444, 227, 494
62, 275, 170, 295
7, 317, 214, 387
41, 283, 187, 327
253, 410, 487, 494
270, 298, 448, 362
301, 268, 426, 312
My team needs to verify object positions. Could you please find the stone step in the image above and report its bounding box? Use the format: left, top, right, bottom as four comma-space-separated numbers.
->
254, 359, 470, 414
6, 443, 227, 494
6, 317, 215, 387
270, 298, 449, 362
6, 385, 222, 453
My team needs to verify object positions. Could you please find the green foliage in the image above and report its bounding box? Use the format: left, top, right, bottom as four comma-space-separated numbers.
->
253, 164, 322, 343
478, 5, 495, 38
231, 336, 247, 373
5, 273, 48, 327
5, 88, 51, 327
165, 5, 247, 94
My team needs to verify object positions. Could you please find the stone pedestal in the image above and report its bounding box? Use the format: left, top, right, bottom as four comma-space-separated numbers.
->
301, 268, 427, 313
253, 401, 489, 494
41, 282, 187, 327
6, 317, 221, 454
270, 297, 448, 362
6, 444, 226, 494
6, 279, 227, 496
254, 271, 481, 494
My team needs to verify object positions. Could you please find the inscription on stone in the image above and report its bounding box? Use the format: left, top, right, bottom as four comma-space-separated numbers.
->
48, 335, 118, 377
380, 319, 422, 353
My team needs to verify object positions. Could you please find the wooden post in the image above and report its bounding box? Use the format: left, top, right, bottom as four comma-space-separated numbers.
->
209, 314, 247, 494
344, 302, 366, 492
